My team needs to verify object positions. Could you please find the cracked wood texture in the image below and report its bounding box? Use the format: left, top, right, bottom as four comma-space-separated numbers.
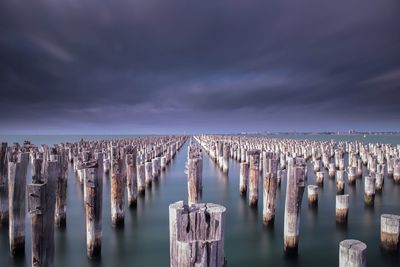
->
169, 201, 226, 267
339, 239, 366, 267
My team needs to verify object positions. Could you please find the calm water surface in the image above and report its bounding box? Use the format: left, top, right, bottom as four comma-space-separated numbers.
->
0, 134, 400, 266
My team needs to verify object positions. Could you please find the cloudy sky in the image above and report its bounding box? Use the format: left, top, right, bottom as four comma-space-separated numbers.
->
1, 0, 399, 134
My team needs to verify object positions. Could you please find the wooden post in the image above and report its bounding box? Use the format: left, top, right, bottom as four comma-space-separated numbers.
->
263, 156, 278, 225
126, 148, 138, 207
307, 185, 318, 207
375, 172, 384, 192
339, 239, 366, 267
316, 171, 324, 185
364, 176, 375, 205
283, 158, 305, 254
187, 146, 202, 206
239, 162, 249, 195
222, 143, 229, 173
380, 214, 400, 251
347, 166, 356, 185
169, 201, 227, 267
55, 149, 68, 228
152, 157, 160, 181
336, 170, 345, 194
161, 156, 167, 171
0, 142, 8, 226
393, 159, 400, 183
8, 152, 29, 256
137, 163, 145, 195
111, 152, 124, 227
328, 163, 335, 178
145, 161, 153, 187
248, 150, 260, 207
28, 160, 57, 267
336, 194, 349, 224
84, 157, 103, 258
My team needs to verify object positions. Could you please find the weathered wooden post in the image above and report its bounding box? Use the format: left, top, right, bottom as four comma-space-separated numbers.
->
248, 150, 260, 207
8, 152, 29, 256
84, 156, 103, 258
336, 170, 345, 194
307, 185, 318, 207
28, 160, 57, 267
328, 163, 335, 178
110, 150, 125, 227
55, 149, 68, 228
161, 156, 167, 171
347, 166, 356, 185
336, 194, 349, 224
263, 156, 278, 225
393, 159, 400, 183
137, 163, 145, 195
145, 160, 153, 187
316, 171, 324, 185
364, 176, 375, 205
152, 157, 161, 181
126, 148, 138, 207
380, 214, 400, 251
222, 143, 229, 173
239, 162, 248, 195
0, 142, 8, 226
283, 158, 305, 254
339, 239, 366, 267
187, 146, 202, 206
169, 201, 227, 267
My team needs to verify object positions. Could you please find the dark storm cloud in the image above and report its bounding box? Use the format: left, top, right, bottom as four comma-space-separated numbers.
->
0, 0, 399, 133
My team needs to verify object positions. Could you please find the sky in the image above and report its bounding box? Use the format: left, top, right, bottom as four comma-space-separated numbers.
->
1, 0, 400, 134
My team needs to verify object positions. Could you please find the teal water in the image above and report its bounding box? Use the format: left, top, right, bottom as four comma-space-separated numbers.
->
0, 135, 399, 266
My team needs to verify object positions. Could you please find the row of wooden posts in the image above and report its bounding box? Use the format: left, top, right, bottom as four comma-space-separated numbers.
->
0, 136, 187, 267
185, 135, 400, 267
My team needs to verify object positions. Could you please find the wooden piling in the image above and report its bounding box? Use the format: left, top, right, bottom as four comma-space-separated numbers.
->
283, 158, 305, 254
307, 185, 318, 207
137, 163, 145, 195
152, 157, 160, 181
328, 163, 335, 178
336, 194, 349, 224
364, 176, 375, 205
339, 239, 366, 267
393, 159, 400, 183
187, 146, 202, 206
380, 214, 400, 251
336, 170, 345, 194
316, 171, 324, 185
263, 156, 278, 225
110, 152, 124, 227
28, 160, 57, 267
169, 201, 227, 267
347, 166, 357, 185
145, 161, 153, 187
84, 157, 103, 258
0, 142, 8, 226
222, 143, 229, 173
248, 150, 260, 207
239, 162, 249, 195
55, 149, 68, 228
126, 148, 138, 207
8, 152, 29, 256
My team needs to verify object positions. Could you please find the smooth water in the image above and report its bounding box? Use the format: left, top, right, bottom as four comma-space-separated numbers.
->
0, 135, 400, 266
